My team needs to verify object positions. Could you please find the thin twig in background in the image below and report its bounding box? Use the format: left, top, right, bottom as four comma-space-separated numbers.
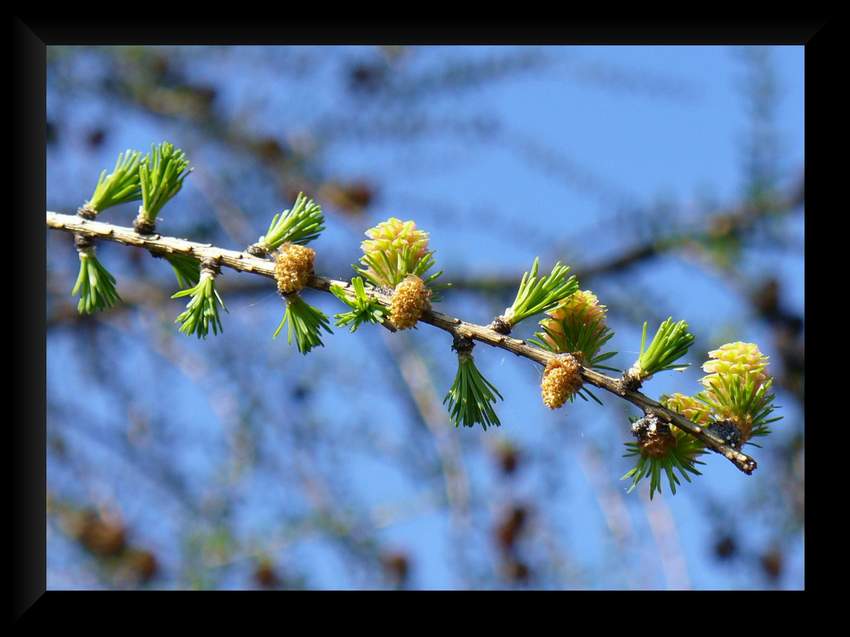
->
638, 488, 691, 590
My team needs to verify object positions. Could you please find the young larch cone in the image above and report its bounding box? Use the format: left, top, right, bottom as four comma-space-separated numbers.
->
274, 243, 315, 295
701, 341, 769, 389
700, 342, 772, 443
540, 290, 607, 353
663, 393, 711, 425
361, 217, 430, 261
540, 355, 583, 409
360, 217, 432, 288
390, 275, 431, 329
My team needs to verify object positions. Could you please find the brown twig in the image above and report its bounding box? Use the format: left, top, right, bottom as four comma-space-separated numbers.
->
447, 178, 804, 293
46, 210, 758, 474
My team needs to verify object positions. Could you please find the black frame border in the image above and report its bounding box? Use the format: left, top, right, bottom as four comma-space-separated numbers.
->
14, 18, 824, 622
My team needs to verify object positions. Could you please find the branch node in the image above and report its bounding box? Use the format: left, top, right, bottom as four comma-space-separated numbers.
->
452, 335, 474, 356
246, 243, 270, 258
200, 258, 221, 277
74, 234, 94, 251
489, 315, 512, 335
133, 214, 157, 236
76, 206, 97, 220
619, 368, 643, 394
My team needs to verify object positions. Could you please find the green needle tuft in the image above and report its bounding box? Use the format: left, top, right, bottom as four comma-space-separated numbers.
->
629, 317, 695, 381
172, 265, 227, 338
330, 276, 388, 332
137, 141, 191, 231
502, 257, 577, 328
621, 415, 705, 499
444, 348, 503, 430
253, 193, 325, 254
273, 294, 333, 354
71, 248, 121, 314
82, 149, 144, 215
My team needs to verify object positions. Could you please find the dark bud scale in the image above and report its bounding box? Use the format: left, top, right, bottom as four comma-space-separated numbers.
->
630, 414, 675, 458
707, 419, 742, 449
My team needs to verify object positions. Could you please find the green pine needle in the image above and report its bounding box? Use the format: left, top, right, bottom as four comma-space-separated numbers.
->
138, 142, 191, 224
172, 270, 227, 338
355, 246, 441, 290
273, 294, 333, 354
83, 149, 144, 214
631, 317, 695, 380
621, 419, 705, 499
504, 257, 577, 326
330, 276, 388, 332
443, 352, 503, 430
71, 250, 121, 314
529, 317, 617, 370
165, 253, 201, 290
257, 192, 325, 251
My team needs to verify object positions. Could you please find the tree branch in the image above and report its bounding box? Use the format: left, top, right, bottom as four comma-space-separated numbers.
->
447, 177, 804, 293
46, 210, 757, 474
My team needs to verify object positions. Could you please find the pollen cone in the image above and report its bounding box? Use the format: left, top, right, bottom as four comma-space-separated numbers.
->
274, 243, 315, 295
541, 355, 583, 409
389, 275, 431, 329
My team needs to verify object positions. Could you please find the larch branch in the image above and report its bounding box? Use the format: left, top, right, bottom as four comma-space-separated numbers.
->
46, 210, 757, 474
